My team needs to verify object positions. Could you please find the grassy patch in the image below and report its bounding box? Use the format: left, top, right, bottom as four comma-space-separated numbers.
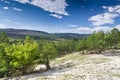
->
52, 53, 87, 65
91, 58, 111, 64
37, 74, 74, 80
110, 73, 120, 77
37, 76, 55, 80
57, 74, 73, 80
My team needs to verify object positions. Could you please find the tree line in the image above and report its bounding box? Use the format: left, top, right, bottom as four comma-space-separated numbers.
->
0, 28, 120, 78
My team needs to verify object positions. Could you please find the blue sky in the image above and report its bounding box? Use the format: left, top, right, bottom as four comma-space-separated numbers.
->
0, 0, 120, 33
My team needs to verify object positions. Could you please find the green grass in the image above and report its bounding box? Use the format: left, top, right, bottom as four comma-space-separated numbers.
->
110, 73, 120, 77
91, 58, 111, 64
57, 74, 74, 80
37, 74, 74, 80
52, 53, 87, 65
37, 77, 51, 80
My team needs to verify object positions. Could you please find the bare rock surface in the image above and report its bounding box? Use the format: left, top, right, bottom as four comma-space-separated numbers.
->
1, 49, 120, 80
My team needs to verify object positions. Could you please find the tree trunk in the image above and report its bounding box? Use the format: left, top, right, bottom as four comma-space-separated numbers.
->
82, 50, 84, 54
22, 65, 26, 75
45, 57, 51, 70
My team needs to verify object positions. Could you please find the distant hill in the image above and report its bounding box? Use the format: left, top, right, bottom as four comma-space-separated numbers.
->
0, 28, 90, 40
0, 28, 49, 39
53, 33, 90, 39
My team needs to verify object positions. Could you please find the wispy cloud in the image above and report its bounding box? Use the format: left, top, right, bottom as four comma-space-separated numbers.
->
14, 0, 29, 4
4, 19, 21, 25
89, 5, 120, 26
89, 12, 118, 26
14, 0, 69, 19
0, 24, 5, 28
103, 5, 120, 14
49, 14, 62, 19
4, 1, 10, 4
70, 26, 112, 34
115, 25, 120, 30
3, 6, 9, 10
30, 0, 69, 15
0, 18, 46, 31
56, 25, 115, 34
74, 27, 93, 34
68, 25, 78, 28
102, 6, 107, 9
13, 7, 23, 11
1, 0, 11, 4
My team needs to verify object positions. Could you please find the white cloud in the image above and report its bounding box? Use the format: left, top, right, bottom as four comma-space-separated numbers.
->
1, 0, 11, 4
49, 14, 62, 19
69, 25, 78, 28
115, 25, 120, 30
74, 27, 93, 34
94, 26, 112, 32
4, 19, 21, 25
0, 24, 5, 28
3, 6, 9, 10
102, 5, 120, 14
89, 12, 118, 26
116, 9, 120, 13
31, 0, 69, 15
55, 25, 115, 34
108, 6, 115, 12
13, 7, 23, 11
108, 5, 120, 13
102, 6, 107, 9
14, 0, 29, 4
4, 1, 10, 4
102, 5, 120, 13
89, 5, 120, 26
55, 26, 93, 34
72, 26, 113, 34
14, 0, 69, 19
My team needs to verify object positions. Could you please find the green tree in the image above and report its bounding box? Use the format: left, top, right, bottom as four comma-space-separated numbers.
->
110, 28, 120, 48
77, 39, 88, 54
5, 36, 39, 75
0, 32, 9, 44
39, 41, 56, 70
0, 44, 8, 77
85, 31, 106, 53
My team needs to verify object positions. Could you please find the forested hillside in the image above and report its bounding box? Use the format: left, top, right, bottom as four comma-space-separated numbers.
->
0, 29, 89, 40
0, 28, 120, 78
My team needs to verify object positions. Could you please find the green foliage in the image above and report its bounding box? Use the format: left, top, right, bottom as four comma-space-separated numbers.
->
41, 41, 56, 59
76, 28, 120, 54
9, 36, 39, 74
37, 40, 57, 69
77, 39, 87, 51
87, 31, 106, 51
1, 28, 120, 78
54, 39, 77, 56
0, 32, 9, 44
0, 44, 7, 73
110, 28, 120, 48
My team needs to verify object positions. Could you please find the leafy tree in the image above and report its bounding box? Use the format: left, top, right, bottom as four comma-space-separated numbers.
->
0, 44, 8, 77
54, 41, 68, 56
110, 28, 120, 48
0, 32, 9, 44
86, 32, 97, 53
85, 31, 106, 53
5, 36, 39, 75
104, 32, 112, 48
77, 39, 88, 54
54, 39, 77, 56
93, 31, 106, 52
39, 41, 56, 70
